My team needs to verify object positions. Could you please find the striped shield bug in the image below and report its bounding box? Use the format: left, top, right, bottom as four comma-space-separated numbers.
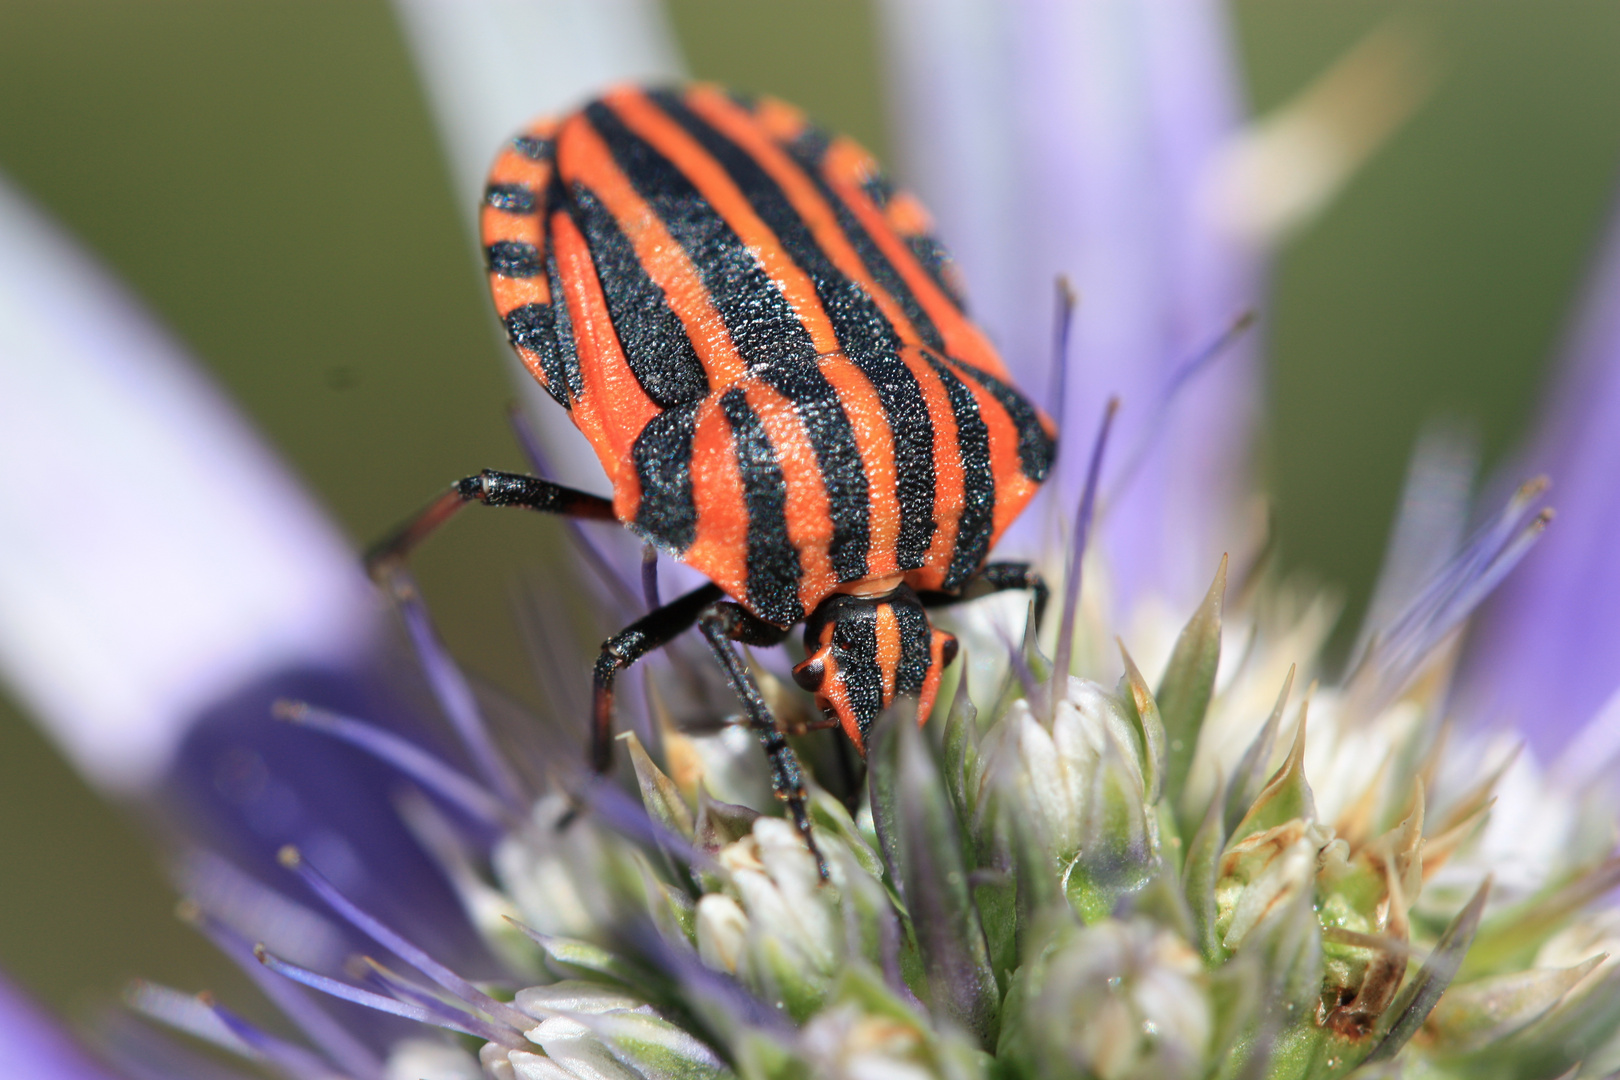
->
371, 84, 1055, 868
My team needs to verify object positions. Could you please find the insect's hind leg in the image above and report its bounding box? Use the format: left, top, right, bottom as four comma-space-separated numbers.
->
919, 561, 1050, 626
365, 469, 617, 575
695, 604, 826, 879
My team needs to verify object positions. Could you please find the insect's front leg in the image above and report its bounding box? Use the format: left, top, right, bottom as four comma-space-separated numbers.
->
591, 583, 724, 772
365, 469, 616, 576
695, 604, 826, 880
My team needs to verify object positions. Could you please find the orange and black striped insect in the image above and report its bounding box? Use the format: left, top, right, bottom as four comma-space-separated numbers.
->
371, 84, 1055, 865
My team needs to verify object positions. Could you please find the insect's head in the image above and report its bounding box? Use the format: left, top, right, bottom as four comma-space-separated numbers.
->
791, 584, 958, 755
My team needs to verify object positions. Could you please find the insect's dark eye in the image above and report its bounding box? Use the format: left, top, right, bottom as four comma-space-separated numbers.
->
941, 635, 959, 668
792, 657, 826, 691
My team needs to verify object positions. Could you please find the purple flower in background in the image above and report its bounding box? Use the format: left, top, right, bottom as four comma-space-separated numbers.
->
3, 3, 1620, 1079
0, 169, 500, 966
394, 0, 682, 500
878, 0, 1261, 615
1456, 201, 1620, 766
0, 975, 120, 1080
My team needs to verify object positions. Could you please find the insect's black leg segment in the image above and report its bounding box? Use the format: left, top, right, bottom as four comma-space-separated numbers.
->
696, 612, 827, 880
365, 470, 616, 577
918, 561, 1050, 626
470, 469, 618, 519
978, 562, 1051, 627
591, 583, 725, 772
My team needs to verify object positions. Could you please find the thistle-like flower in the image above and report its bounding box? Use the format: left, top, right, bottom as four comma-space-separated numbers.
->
4, 4, 1620, 1080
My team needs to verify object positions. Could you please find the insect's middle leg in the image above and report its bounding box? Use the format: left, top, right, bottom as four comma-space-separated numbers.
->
919, 561, 1050, 626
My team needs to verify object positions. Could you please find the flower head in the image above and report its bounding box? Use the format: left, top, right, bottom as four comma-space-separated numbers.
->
4, 5, 1620, 1080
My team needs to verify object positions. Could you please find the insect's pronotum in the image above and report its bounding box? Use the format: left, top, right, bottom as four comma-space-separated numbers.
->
371, 84, 1056, 869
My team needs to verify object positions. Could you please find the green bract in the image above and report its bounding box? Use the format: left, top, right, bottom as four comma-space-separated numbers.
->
396, 560, 1620, 1080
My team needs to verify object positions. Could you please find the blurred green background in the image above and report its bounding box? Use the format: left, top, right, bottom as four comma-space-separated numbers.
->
1, 0, 1618, 1026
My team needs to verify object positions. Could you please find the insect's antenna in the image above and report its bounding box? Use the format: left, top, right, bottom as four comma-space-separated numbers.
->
1049, 397, 1120, 721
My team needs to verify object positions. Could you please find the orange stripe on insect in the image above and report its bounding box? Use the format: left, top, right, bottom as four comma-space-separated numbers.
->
602, 87, 844, 357
820, 137, 1012, 382
479, 202, 543, 251
872, 603, 902, 709
881, 192, 970, 307
916, 628, 957, 726
883, 191, 934, 238
898, 348, 966, 594
487, 274, 550, 321
750, 93, 810, 144
548, 207, 660, 481
816, 355, 901, 580
554, 114, 749, 389
485, 147, 552, 194
683, 87, 930, 349
941, 354, 1042, 542
738, 380, 839, 615
684, 397, 752, 604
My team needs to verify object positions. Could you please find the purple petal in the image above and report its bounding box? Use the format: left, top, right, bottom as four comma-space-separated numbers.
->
0, 176, 492, 972
0, 174, 376, 795
392, 0, 683, 491
877, 0, 1262, 613
167, 669, 498, 975
0, 973, 123, 1080
391, 0, 680, 230
1459, 199, 1620, 758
